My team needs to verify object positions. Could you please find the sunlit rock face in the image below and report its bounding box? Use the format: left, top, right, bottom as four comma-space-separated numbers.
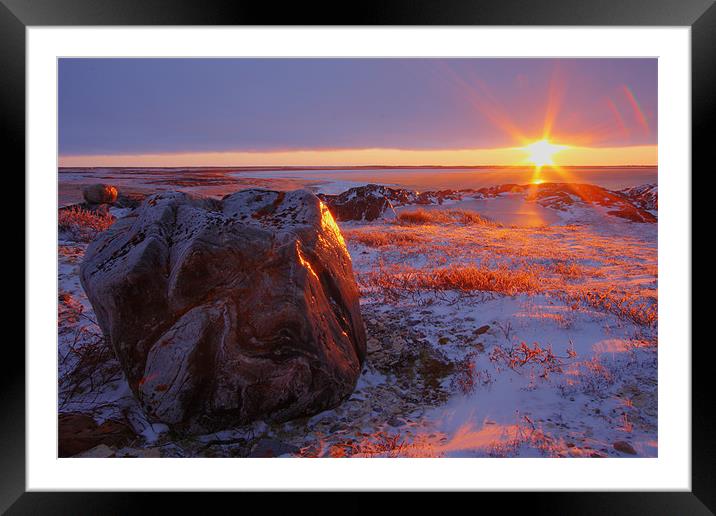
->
82, 183, 118, 205
618, 184, 658, 211
522, 183, 657, 223
474, 183, 657, 223
80, 189, 366, 431
319, 184, 465, 221
319, 184, 399, 221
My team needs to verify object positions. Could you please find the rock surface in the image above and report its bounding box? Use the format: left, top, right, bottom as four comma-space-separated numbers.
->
319, 182, 655, 223
115, 191, 147, 209
612, 440, 637, 455
521, 183, 657, 223
619, 184, 658, 211
58, 412, 136, 457
319, 184, 399, 221
83, 183, 119, 205
80, 189, 366, 431
319, 184, 465, 221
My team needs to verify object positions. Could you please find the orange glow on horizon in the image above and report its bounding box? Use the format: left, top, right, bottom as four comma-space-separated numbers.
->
58, 144, 657, 168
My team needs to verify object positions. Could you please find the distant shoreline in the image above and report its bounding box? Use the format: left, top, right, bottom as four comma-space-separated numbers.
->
59, 164, 658, 172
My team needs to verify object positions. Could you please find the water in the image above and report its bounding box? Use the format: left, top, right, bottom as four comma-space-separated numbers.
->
231, 166, 657, 191
397, 197, 562, 227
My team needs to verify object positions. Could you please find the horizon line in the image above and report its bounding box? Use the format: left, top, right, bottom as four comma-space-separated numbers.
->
58, 164, 658, 170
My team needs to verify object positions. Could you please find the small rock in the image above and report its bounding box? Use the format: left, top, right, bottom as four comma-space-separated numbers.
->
438, 337, 450, 345
391, 337, 406, 352
83, 183, 118, 204
387, 417, 403, 427
58, 412, 136, 457
613, 441, 637, 455
73, 444, 116, 458
474, 325, 490, 335
367, 337, 381, 354
249, 438, 300, 458
116, 447, 162, 458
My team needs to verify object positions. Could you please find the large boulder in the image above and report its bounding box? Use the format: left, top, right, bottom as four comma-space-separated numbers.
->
80, 189, 366, 431
83, 183, 119, 204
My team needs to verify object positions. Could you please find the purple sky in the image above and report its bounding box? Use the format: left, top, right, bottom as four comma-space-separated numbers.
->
59, 58, 657, 156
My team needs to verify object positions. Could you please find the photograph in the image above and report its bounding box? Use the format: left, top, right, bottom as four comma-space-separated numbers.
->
56, 57, 658, 459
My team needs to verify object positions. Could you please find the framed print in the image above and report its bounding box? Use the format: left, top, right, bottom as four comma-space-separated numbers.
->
6, 0, 712, 512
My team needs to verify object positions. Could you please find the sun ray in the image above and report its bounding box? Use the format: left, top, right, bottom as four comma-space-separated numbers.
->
438, 61, 530, 146
622, 84, 650, 137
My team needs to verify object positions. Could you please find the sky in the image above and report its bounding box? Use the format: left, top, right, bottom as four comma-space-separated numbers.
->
58, 58, 657, 167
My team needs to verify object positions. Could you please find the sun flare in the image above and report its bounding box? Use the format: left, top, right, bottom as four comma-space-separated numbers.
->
523, 139, 567, 168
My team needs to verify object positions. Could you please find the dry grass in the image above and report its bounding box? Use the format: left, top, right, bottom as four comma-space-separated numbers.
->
552, 260, 605, 280
345, 229, 423, 248
560, 355, 616, 397
58, 292, 85, 331
58, 207, 115, 242
361, 263, 542, 301
348, 214, 656, 333
563, 288, 657, 328
396, 209, 498, 226
449, 352, 495, 395
489, 340, 576, 381
58, 323, 122, 411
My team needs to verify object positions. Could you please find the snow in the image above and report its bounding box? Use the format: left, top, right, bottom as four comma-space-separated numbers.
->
58, 176, 658, 458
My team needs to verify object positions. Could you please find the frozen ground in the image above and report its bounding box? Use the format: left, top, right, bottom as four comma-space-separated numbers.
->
58, 178, 657, 458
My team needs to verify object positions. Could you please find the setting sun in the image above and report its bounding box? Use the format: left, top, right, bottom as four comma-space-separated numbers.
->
524, 139, 567, 168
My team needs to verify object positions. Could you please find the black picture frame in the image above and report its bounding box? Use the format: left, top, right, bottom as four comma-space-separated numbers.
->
5, 0, 711, 512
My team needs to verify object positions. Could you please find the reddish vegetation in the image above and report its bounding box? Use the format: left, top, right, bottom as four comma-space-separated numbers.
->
361, 264, 542, 300
451, 352, 480, 395
396, 209, 497, 226
344, 230, 423, 247
552, 260, 604, 279
58, 206, 115, 242
563, 289, 657, 328
489, 341, 574, 380
58, 291, 84, 328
